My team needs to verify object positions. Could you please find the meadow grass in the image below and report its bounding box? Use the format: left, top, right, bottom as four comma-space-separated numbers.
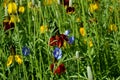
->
0, 0, 120, 80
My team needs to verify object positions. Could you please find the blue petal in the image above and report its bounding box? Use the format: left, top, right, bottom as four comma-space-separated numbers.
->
22, 46, 30, 56
53, 47, 62, 60
68, 36, 74, 44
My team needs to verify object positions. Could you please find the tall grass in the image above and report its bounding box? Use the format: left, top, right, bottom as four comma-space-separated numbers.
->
0, 0, 120, 80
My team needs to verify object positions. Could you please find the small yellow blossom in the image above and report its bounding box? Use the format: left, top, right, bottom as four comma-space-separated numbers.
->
15, 55, 23, 65
89, 40, 93, 47
89, 3, 99, 13
40, 25, 48, 33
18, 6, 25, 13
8, 2, 17, 14
44, 0, 56, 5
7, 55, 14, 67
28, 2, 32, 8
7, 55, 22, 67
80, 27, 86, 37
109, 24, 117, 32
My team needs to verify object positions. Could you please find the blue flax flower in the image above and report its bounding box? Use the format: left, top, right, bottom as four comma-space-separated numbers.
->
53, 47, 62, 60
22, 46, 30, 56
68, 36, 74, 44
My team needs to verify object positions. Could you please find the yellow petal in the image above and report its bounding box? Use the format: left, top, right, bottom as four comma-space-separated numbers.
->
15, 55, 22, 65
80, 27, 86, 37
7, 55, 14, 67
18, 6, 25, 13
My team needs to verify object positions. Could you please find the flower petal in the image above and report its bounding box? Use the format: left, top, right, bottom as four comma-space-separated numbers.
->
15, 55, 22, 65
7, 55, 14, 67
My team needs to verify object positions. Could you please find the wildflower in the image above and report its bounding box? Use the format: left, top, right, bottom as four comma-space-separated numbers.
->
44, 0, 56, 5
40, 25, 48, 34
53, 47, 62, 60
7, 55, 22, 67
64, 30, 70, 36
7, 45, 22, 67
28, 2, 32, 8
7, 55, 14, 67
22, 46, 30, 56
109, 24, 117, 32
49, 34, 68, 48
50, 63, 66, 75
66, 7, 75, 14
87, 65, 93, 80
3, 17, 15, 31
89, 3, 99, 13
68, 36, 74, 44
89, 40, 93, 47
64, 0, 69, 7
18, 6, 25, 13
8, 2, 17, 14
80, 27, 86, 37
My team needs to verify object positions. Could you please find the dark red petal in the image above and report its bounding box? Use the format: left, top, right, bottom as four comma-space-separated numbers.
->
50, 63, 54, 71
57, 37, 64, 48
60, 34, 69, 41
66, 7, 75, 13
64, 0, 69, 7
49, 36, 57, 46
60, 64, 66, 73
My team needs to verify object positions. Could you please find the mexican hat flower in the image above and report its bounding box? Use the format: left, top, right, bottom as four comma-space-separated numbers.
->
50, 63, 66, 75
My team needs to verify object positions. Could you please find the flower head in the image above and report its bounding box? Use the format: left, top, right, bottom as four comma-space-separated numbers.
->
108, 24, 117, 32
40, 25, 48, 34
22, 46, 30, 56
80, 27, 86, 37
49, 34, 68, 48
50, 63, 66, 75
7, 45, 22, 67
89, 3, 99, 13
53, 47, 62, 60
18, 6, 25, 13
3, 17, 15, 31
68, 36, 74, 44
66, 7, 75, 14
8, 2, 17, 14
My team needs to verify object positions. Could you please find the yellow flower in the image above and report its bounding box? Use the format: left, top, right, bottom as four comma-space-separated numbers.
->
18, 6, 25, 13
15, 55, 23, 65
8, 2, 17, 14
40, 25, 48, 33
109, 24, 117, 32
7, 55, 22, 67
44, 0, 56, 5
28, 2, 32, 8
7, 55, 14, 67
89, 3, 99, 13
89, 40, 93, 47
80, 27, 86, 37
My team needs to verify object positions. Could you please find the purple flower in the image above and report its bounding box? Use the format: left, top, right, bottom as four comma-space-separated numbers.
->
53, 47, 62, 60
68, 36, 74, 44
22, 46, 30, 56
